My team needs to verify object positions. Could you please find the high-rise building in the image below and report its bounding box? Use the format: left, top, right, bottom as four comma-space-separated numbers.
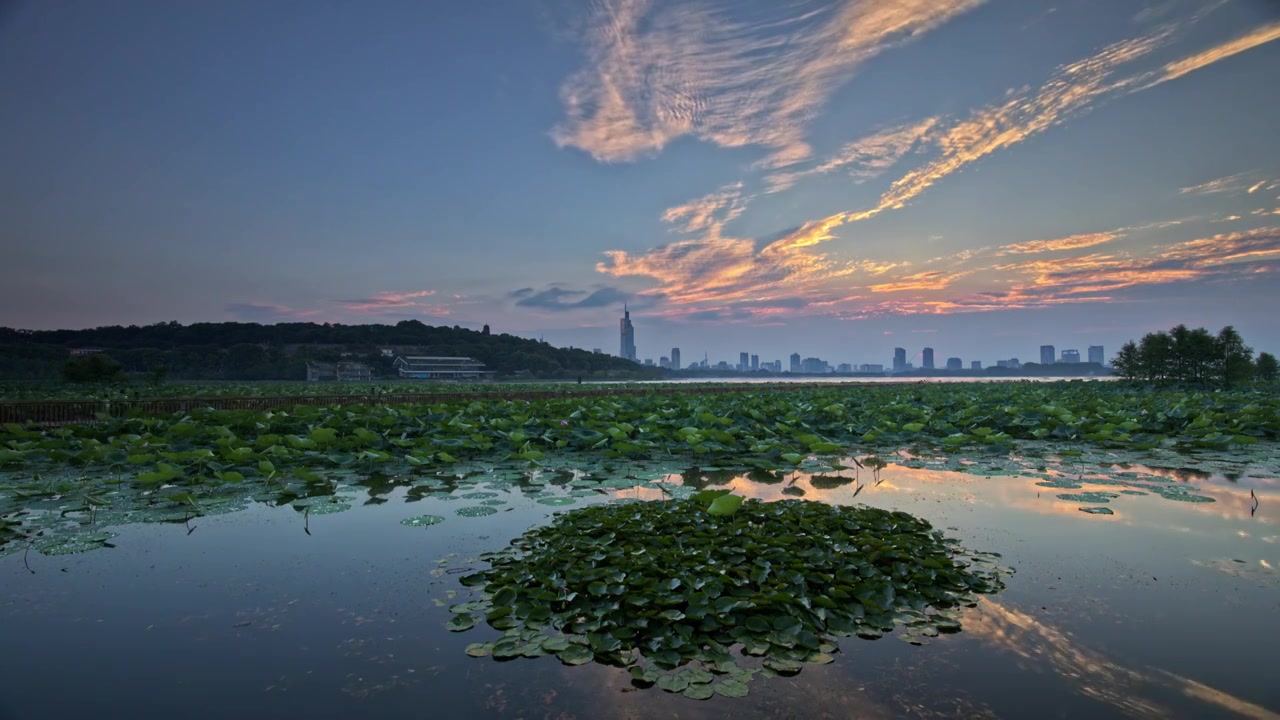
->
922, 348, 935, 370
644, 358, 654, 366
837, 363, 852, 373
1088, 345, 1104, 365
619, 305, 636, 361
860, 364, 884, 373
660, 356, 670, 368
1061, 349, 1080, 363
789, 353, 801, 373
893, 347, 906, 371
670, 348, 681, 370
946, 357, 962, 370
739, 352, 749, 371
1040, 345, 1055, 365
751, 354, 758, 371
1009, 358, 1021, 369
971, 361, 982, 370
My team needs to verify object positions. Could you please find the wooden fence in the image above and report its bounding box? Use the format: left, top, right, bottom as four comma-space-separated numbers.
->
0, 384, 815, 426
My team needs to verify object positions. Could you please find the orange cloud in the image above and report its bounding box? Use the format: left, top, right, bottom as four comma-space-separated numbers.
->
868, 270, 964, 293
552, 0, 982, 165
997, 231, 1125, 255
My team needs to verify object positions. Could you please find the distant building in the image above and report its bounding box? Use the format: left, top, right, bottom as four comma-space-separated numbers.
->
660, 356, 670, 368
971, 361, 982, 370
644, 358, 654, 366
801, 357, 829, 373
1009, 358, 1021, 369
1060, 349, 1080, 363
946, 357, 962, 370
671, 348, 681, 370
837, 363, 853, 373
751, 354, 759, 371
893, 347, 906, 372
790, 353, 801, 373
619, 305, 636, 361
996, 360, 1009, 368
307, 361, 373, 382
592, 348, 602, 354
393, 356, 489, 380
1088, 345, 1104, 365
739, 352, 750, 371
1040, 345, 1055, 365
860, 364, 884, 373
715, 361, 731, 370
922, 348, 935, 370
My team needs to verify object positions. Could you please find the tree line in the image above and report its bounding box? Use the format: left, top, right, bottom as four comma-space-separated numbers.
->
1112, 324, 1277, 386
0, 320, 660, 382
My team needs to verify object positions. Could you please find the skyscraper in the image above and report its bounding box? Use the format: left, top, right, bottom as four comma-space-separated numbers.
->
739, 352, 749, 371
1040, 345, 1055, 365
619, 305, 636, 361
1061, 349, 1080, 363
1088, 345, 1104, 365
893, 347, 906, 371
789, 353, 801, 373
670, 347, 681, 370
971, 361, 982, 370
922, 348, 935, 370
750, 354, 758, 371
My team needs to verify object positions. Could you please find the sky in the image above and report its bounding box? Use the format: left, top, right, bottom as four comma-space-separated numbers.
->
2, 0, 1279, 368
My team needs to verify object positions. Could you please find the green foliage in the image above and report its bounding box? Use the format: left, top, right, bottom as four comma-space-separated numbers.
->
1114, 324, 1258, 387
1256, 352, 1278, 383
448, 498, 1007, 695
62, 354, 125, 384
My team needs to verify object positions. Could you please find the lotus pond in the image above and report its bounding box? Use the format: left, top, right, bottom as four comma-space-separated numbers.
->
1, 384, 1279, 718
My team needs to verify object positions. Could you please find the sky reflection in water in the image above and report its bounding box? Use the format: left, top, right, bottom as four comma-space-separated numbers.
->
1, 454, 1278, 720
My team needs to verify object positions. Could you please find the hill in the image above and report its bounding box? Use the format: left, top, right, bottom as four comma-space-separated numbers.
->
0, 320, 656, 381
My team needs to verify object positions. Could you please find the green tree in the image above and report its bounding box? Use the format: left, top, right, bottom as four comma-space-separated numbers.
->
1215, 326, 1254, 387
1255, 352, 1278, 383
1112, 341, 1140, 381
63, 353, 125, 383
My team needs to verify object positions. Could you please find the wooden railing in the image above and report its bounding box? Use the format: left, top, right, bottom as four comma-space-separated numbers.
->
0, 383, 818, 426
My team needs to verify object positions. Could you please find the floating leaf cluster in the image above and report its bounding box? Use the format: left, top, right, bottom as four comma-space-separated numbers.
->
449, 495, 1008, 697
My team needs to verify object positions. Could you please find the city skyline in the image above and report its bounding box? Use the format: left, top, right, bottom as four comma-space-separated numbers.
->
2, 1, 1279, 362
616, 303, 1105, 372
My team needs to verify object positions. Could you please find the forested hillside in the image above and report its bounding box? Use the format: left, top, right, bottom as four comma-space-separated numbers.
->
0, 321, 656, 381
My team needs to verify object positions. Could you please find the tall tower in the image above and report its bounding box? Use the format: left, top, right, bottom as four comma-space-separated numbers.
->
619, 305, 636, 361
893, 347, 906, 371
671, 347, 681, 370
922, 347, 935, 370
1040, 345, 1055, 365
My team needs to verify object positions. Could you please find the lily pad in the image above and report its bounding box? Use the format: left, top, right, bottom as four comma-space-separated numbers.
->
535, 497, 576, 507
400, 514, 445, 527
456, 506, 498, 517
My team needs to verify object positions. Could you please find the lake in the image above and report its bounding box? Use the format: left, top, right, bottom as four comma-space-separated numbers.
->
2, 449, 1276, 720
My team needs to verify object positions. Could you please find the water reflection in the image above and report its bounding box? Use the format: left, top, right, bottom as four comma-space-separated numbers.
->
3, 450, 1280, 719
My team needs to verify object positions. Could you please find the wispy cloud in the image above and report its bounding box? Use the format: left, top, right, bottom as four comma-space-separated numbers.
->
868, 270, 964, 293
225, 303, 317, 322
766, 117, 940, 192
996, 230, 1127, 255
510, 285, 631, 311
662, 182, 747, 237
338, 290, 449, 315
1143, 20, 1280, 88
552, 0, 982, 166
1180, 172, 1256, 195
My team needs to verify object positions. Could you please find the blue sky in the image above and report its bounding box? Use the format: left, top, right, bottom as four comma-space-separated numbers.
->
2, 0, 1278, 367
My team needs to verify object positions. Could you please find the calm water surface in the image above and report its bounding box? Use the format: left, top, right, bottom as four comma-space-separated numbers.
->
1, 455, 1276, 720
